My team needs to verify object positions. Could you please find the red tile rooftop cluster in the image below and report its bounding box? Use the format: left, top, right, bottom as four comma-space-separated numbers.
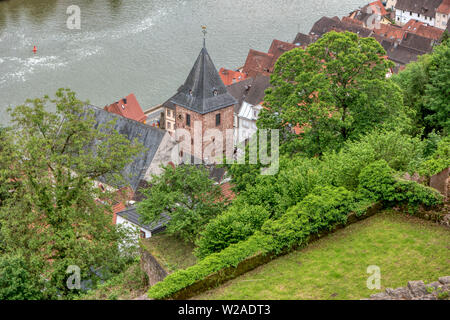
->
104, 93, 147, 124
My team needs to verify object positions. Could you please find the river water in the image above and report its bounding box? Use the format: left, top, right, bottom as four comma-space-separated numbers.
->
0, 0, 367, 125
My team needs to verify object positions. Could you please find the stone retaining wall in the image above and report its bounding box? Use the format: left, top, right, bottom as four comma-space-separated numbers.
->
368, 276, 450, 300
140, 249, 168, 287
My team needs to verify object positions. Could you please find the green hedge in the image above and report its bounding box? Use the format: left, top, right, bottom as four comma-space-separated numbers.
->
261, 185, 356, 253
195, 205, 270, 259
358, 160, 443, 207
148, 185, 359, 299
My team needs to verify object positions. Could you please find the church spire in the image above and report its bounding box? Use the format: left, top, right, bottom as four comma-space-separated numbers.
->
202, 25, 207, 48
169, 29, 237, 115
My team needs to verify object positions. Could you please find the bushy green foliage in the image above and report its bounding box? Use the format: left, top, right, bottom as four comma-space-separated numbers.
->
358, 160, 443, 207
393, 41, 450, 135
195, 205, 270, 259
323, 130, 425, 190
0, 89, 142, 299
419, 136, 450, 177
0, 254, 43, 300
148, 185, 359, 299
196, 156, 328, 258
262, 186, 355, 252
358, 160, 397, 202
78, 259, 148, 300
392, 179, 443, 208
258, 31, 411, 156
147, 160, 442, 299
231, 156, 327, 217
137, 165, 227, 243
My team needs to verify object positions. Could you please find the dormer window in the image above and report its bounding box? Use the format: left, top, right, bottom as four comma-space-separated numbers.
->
189, 90, 193, 96
213, 89, 218, 96
121, 104, 125, 110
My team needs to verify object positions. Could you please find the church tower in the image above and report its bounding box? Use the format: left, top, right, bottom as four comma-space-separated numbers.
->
166, 34, 237, 163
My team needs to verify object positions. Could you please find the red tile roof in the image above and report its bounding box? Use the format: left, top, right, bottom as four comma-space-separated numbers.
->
402, 19, 444, 40
219, 68, 248, 86
243, 40, 300, 78
437, 0, 450, 14
104, 93, 147, 123
242, 49, 274, 78
268, 40, 299, 66
366, 0, 388, 16
342, 16, 365, 26
373, 23, 406, 40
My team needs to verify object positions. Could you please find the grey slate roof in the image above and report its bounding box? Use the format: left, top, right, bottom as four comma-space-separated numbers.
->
395, 0, 443, 18
401, 32, 433, 53
162, 98, 176, 110
227, 78, 254, 113
117, 207, 170, 233
244, 75, 271, 106
170, 46, 237, 115
381, 41, 422, 65
226, 75, 271, 112
84, 104, 166, 191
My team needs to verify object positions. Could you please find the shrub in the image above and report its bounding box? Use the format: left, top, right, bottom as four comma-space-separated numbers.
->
358, 160, 397, 202
195, 157, 327, 259
236, 156, 326, 216
262, 185, 356, 252
0, 254, 43, 300
195, 205, 270, 259
323, 130, 424, 190
391, 179, 443, 208
419, 135, 450, 177
358, 160, 443, 207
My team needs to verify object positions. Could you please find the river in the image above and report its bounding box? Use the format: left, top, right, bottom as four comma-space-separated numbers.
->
0, 0, 368, 125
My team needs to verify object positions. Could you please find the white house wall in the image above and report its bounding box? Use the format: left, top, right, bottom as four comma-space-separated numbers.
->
395, 9, 436, 26
116, 215, 152, 239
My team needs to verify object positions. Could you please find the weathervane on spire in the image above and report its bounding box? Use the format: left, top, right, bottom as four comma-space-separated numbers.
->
202, 25, 207, 47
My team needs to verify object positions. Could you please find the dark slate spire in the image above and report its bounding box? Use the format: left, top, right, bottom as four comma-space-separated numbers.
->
169, 46, 237, 115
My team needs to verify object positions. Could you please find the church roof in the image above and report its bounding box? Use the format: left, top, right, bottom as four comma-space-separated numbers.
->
170, 46, 237, 115
84, 104, 166, 191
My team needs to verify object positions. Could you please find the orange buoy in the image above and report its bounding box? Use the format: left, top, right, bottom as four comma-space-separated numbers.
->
33, 46, 37, 53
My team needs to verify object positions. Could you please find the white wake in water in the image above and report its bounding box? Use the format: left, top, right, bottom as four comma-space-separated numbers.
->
0, 7, 169, 87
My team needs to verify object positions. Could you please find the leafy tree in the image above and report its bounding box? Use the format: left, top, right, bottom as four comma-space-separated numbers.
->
258, 31, 411, 156
425, 43, 450, 135
393, 41, 450, 136
137, 165, 228, 243
0, 89, 143, 299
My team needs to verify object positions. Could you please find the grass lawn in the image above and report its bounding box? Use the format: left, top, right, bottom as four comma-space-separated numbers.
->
195, 210, 450, 300
141, 232, 197, 273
